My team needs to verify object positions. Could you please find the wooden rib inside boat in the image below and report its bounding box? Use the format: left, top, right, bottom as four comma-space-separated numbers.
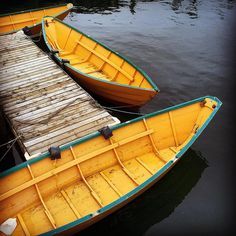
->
42, 17, 159, 107
0, 96, 221, 235
0, 3, 73, 36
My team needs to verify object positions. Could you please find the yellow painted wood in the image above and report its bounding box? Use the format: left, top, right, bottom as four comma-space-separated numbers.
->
143, 118, 166, 162
0, 97, 219, 235
123, 158, 152, 183
99, 172, 123, 197
43, 16, 158, 106
109, 138, 140, 185
0, 128, 154, 202
20, 204, 53, 235
26, 166, 57, 228
11, 218, 26, 236
168, 111, 179, 146
138, 153, 165, 174
0, 4, 73, 35
70, 146, 104, 207
76, 40, 135, 82
135, 157, 156, 175
60, 190, 81, 218
64, 182, 100, 217
45, 192, 78, 227
87, 173, 120, 205
102, 165, 137, 195
17, 214, 30, 236
0, 17, 38, 26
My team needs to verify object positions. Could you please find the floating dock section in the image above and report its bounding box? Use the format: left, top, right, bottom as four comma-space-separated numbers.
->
0, 31, 119, 159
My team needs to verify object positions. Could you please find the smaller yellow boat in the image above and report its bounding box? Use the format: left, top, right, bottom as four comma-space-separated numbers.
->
42, 17, 159, 107
0, 96, 221, 235
0, 3, 73, 36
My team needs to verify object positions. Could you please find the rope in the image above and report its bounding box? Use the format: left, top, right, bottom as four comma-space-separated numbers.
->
0, 136, 21, 148
0, 136, 20, 162
103, 106, 146, 116
13, 98, 146, 126
104, 104, 140, 109
13, 97, 92, 126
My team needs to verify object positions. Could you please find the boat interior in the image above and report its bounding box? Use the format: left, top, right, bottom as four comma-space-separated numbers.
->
43, 17, 154, 89
0, 98, 217, 235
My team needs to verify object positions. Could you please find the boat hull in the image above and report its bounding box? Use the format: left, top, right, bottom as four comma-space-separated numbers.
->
66, 65, 157, 107
29, 9, 72, 37
0, 4, 73, 36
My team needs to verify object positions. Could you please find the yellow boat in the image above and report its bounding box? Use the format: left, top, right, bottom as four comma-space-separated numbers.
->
0, 96, 221, 235
0, 3, 73, 36
42, 16, 159, 107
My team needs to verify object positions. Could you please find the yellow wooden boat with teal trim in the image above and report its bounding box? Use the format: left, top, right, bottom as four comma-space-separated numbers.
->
0, 96, 221, 235
0, 3, 73, 36
42, 16, 159, 107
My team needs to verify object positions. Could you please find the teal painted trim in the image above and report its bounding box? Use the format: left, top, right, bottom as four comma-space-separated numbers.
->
39, 160, 173, 236
0, 95, 221, 179
0, 3, 69, 17
41, 16, 159, 92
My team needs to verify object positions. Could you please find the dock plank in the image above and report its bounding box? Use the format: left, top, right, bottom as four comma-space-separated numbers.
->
0, 31, 119, 159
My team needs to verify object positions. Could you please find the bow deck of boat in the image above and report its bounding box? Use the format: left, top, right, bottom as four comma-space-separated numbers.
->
0, 31, 119, 159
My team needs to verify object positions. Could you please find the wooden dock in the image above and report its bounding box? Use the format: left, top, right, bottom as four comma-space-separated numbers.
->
0, 31, 119, 159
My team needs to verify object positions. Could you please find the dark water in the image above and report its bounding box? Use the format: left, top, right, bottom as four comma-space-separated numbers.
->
1, 0, 236, 235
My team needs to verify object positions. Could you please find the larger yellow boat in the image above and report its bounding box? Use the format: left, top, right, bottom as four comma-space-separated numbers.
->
42, 16, 159, 107
0, 96, 221, 235
0, 3, 73, 36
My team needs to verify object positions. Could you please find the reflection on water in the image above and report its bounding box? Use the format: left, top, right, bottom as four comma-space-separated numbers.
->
71, 0, 136, 15
0, 0, 200, 17
71, 0, 200, 17
129, 0, 136, 14
1, 0, 234, 21
170, 0, 198, 18
72, 0, 120, 14
75, 149, 208, 236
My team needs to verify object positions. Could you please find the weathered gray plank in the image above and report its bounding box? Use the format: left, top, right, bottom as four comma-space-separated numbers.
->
27, 119, 114, 155
0, 31, 119, 158
25, 113, 112, 150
